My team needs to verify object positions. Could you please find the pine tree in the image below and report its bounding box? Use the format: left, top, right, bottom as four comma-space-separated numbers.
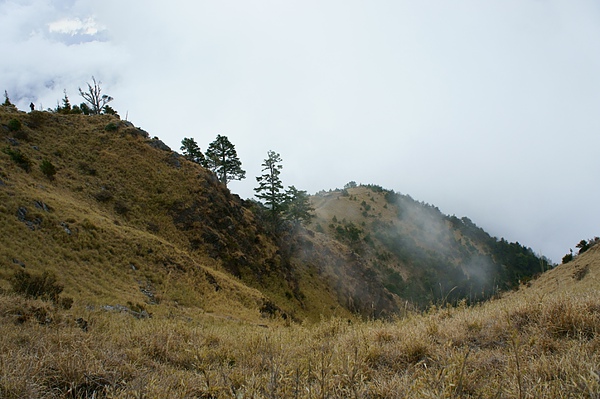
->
255, 151, 286, 222
3, 90, 12, 106
180, 137, 205, 164
204, 135, 245, 185
283, 185, 314, 225
57, 90, 72, 114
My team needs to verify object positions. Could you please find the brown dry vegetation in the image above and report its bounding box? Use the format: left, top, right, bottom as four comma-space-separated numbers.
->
1, 106, 599, 397
0, 107, 389, 321
1, 245, 599, 398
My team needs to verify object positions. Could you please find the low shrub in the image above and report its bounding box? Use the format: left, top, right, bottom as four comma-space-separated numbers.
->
104, 122, 118, 132
562, 252, 573, 264
7, 118, 21, 132
10, 270, 64, 303
40, 159, 57, 179
58, 296, 74, 310
12, 128, 29, 141
2, 146, 31, 172
94, 189, 114, 202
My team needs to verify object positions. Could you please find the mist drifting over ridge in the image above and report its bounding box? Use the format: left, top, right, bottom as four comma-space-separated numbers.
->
308, 185, 549, 309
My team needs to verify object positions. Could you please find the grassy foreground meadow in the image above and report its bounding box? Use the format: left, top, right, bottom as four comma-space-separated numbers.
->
2, 245, 599, 398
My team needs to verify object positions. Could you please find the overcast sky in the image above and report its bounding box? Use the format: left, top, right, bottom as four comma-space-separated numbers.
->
1, 0, 599, 263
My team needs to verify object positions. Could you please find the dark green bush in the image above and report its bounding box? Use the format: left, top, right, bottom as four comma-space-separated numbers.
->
361, 201, 371, 211
365, 184, 384, 193
10, 270, 64, 303
576, 239, 590, 255
79, 103, 91, 115
104, 122, 118, 132
7, 118, 21, 131
384, 190, 398, 204
102, 105, 118, 116
2, 146, 31, 172
40, 159, 57, 179
562, 252, 573, 264
335, 222, 362, 243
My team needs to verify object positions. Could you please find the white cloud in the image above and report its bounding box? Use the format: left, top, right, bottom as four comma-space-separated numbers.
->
1, 0, 600, 262
48, 17, 104, 36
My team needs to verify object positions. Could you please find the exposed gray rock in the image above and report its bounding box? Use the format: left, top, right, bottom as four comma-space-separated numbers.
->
167, 152, 182, 169
60, 222, 72, 235
16, 207, 27, 221
102, 304, 151, 319
131, 309, 151, 319
148, 138, 171, 151
102, 304, 128, 312
26, 220, 41, 230
135, 127, 149, 138
140, 282, 158, 304
17, 206, 42, 230
34, 200, 50, 212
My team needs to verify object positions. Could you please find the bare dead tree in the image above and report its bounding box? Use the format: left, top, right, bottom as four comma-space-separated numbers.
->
78, 76, 113, 115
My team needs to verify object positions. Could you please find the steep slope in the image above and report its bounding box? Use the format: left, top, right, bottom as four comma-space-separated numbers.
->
0, 107, 350, 322
515, 240, 600, 297
308, 185, 550, 308
0, 105, 551, 322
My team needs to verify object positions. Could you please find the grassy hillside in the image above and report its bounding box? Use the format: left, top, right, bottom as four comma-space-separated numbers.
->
309, 184, 550, 308
1, 104, 548, 323
0, 105, 346, 322
0, 238, 597, 397
0, 106, 548, 320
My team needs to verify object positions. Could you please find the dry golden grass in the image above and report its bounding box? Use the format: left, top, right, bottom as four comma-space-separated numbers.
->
1, 247, 599, 397
311, 187, 398, 228
0, 108, 357, 322
1, 277, 599, 398
2, 107, 599, 398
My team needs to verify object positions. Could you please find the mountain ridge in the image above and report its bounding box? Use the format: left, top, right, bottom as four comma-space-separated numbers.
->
0, 106, 550, 321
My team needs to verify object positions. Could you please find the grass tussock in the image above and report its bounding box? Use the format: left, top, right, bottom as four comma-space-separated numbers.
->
1, 290, 599, 398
